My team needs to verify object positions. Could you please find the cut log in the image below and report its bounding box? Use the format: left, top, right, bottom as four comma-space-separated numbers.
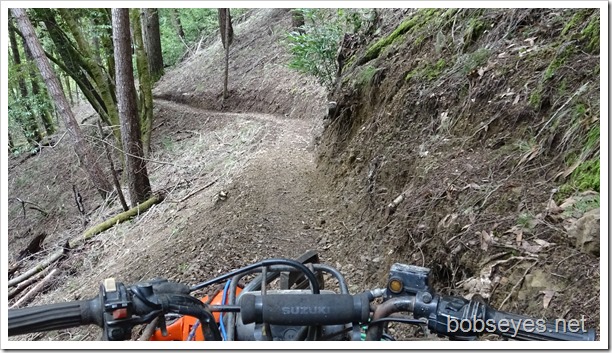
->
8, 266, 52, 299
69, 192, 165, 248
8, 248, 66, 288
8, 262, 23, 279
10, 268, 59, 308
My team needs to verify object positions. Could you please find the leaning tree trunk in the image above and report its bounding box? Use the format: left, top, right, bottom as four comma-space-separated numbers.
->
91, 17, 103, 67
142, 8, 164, 82
9, 16, 42, 144
34, 9, 110, 127
99, 9, 118, 110
59, 9, 121, 142
112, 8, 152, 207
12, 8, 112, 200
21, 34, 55, 135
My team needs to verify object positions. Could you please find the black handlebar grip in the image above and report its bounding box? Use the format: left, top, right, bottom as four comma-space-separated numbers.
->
487, 309, 596, 341
240, 293, 369, 326
8, 298, 103, 336
427, 295, 596, 341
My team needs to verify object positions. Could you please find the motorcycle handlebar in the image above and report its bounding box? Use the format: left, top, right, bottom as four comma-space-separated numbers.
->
421, 293, 595, 341
8, 298, 102, 337
486, 308, 596, 341
239, 292, 371, 326
7, 259, 597, 342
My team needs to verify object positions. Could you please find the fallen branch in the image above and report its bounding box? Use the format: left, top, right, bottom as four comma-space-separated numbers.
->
69, 193, 165, 248
8, 266, 52, 299
8, 248, 66, 288
85, 135, 189, 169
11, 268, 59, 308
49, 131, 68, 148
139, 316, 160, 341
97, 120, 129, 211
179, 179, 218, 203
10, 198, 48, 218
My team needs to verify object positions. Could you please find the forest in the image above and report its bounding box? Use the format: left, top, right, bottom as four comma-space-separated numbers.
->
5, 7, 602, 345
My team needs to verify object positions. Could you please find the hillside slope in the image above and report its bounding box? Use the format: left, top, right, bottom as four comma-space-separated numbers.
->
317, 8, 601, 330
7, 9, 330, 341
6, 8, 600, 342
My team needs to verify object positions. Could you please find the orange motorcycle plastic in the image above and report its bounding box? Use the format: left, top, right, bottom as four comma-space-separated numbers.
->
150, 287, 242, 341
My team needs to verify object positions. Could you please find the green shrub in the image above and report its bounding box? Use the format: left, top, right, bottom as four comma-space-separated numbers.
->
285, 9, 376, 90
285, 9, 343, 90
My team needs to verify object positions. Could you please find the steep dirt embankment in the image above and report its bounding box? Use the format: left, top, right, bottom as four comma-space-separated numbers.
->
316, 8, 600, 330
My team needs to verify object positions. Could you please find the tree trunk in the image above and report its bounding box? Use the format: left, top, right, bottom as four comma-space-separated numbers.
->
12, 8, 112, 200
9, 16, 42, 144
218, 8, 232, 100
7, 247, 65, 288
131, 9, 154, 158
217, 8, 234, 49
224, 11, 230, 99
170, 9, 185, 40
9, 132, 15, 151
142, 9, 164, 82
8, 266, 51, 299
112, 8, 152, 207
10, 268, 59, 308
59, 9, 121, 142
75, 193, 163, 246
64, 75, 73, 105
97, 120, 129, 212
291, 9, 305, 33
21, 34, 56, 135
34, 9, 111, 127
96, 9, 116, 84
91, 17, 103, 66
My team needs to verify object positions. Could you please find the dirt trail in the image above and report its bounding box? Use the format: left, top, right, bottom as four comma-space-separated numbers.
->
9, 94, 334, 340
144, 99, 329, 282
8, 8, 336, 341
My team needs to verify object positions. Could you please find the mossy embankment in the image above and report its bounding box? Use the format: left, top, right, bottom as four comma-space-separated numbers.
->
316, 8, 600, 332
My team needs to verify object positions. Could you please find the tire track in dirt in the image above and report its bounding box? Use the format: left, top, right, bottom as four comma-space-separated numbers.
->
140, 98, 328, 284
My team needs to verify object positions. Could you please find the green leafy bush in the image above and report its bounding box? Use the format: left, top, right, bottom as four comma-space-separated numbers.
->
285, 9, 343, 90
285, 9, 376, 90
